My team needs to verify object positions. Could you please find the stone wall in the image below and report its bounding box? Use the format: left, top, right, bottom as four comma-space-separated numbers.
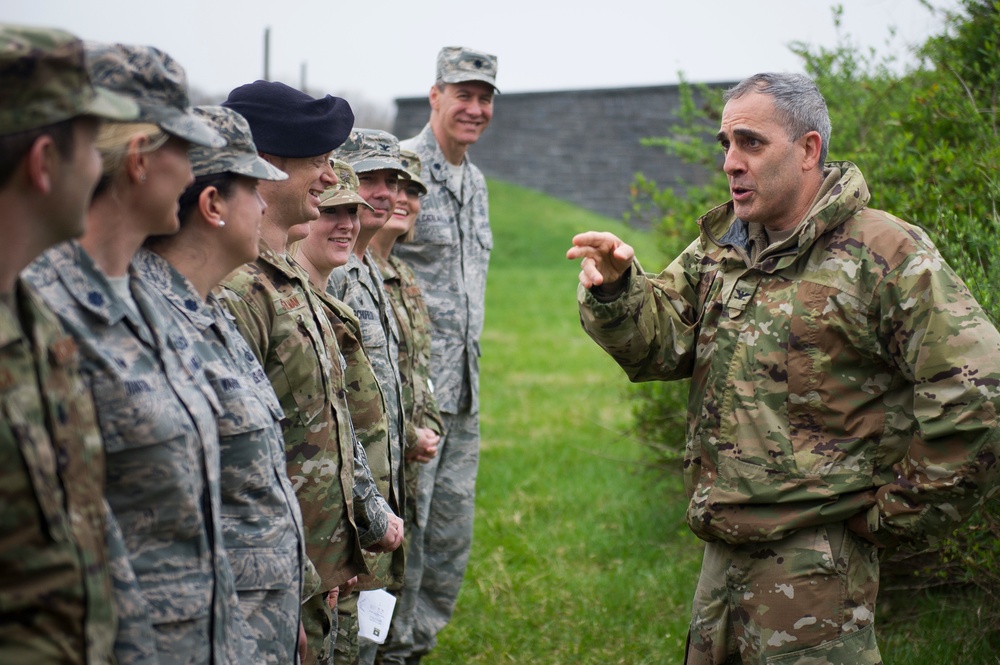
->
393, 82, 733, 222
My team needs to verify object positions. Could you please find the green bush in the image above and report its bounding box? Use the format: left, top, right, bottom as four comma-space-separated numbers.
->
628, 0, 1000, 631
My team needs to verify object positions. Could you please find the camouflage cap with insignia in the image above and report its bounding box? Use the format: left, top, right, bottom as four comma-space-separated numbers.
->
331, 128, 407, 177
436, 46, 498, 92
399, 149, 427, 196
85, 41, 225, 148
319, 158, 374, 212
188, 105, 287, 181
0, 23, 138, 136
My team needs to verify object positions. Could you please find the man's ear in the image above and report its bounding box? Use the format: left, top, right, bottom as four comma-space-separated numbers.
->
429, 84, 441, 112
24, 135, 57, 194
801, 131, 823, 171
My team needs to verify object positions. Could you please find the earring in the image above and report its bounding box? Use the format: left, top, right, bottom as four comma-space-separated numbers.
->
218, 220, 226, 228
139, 174, 147, 183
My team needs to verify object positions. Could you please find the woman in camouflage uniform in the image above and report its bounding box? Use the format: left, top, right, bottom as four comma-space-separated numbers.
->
134, 105, 307, 665
368, 149, 444, 665
295, 159, 392, 632
23, 44, 254, 664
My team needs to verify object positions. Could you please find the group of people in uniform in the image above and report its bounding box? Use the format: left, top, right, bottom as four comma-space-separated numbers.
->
14, 12, 995, 665
1, 20, 496, 665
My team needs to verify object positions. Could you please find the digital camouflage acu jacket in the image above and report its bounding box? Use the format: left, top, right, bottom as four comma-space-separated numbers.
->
375, 252, 444, 530
580, 162, 1000, 548
396, 124, 492, 415
219, 243, 387, 593
327, 252, 406, 590
0, 281, 115, 664
311, 280, 403, 591
132, 249, 306, 661
375, 253, 444, 443
24, 242, 252, 663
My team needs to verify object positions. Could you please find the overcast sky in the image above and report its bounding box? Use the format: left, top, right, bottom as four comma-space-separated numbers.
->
7, 0, 957, 108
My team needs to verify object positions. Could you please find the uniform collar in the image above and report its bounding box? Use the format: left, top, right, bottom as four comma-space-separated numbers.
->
46, 241, 137, 327
131, 248, 215, 332
701, 161, 871, 263
416, 123, 472, 201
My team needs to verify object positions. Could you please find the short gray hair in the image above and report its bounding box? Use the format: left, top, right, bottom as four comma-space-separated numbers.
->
724, 73, 832, 165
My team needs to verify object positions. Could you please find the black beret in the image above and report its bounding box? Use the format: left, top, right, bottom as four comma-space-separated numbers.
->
222, 80, 354, 158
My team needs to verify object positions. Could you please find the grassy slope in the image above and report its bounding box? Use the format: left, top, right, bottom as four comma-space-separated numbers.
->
420, 180, 700, 664
421, 180, 998, 664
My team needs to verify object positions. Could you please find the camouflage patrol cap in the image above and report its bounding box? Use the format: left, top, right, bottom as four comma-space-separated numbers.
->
436, 46, 498, 91
0, 23, 138, 135
331, 128, 407, 177
188, 105, 287, 181
85, 41, 225, 148
319, 159, 374, 212
399, 149, 427, 196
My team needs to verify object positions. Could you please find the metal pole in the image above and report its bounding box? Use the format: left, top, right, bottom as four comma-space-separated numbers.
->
263, 27, 270, 81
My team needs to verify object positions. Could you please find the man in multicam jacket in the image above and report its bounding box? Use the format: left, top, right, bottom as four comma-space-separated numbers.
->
391, 46, 498, 663
220, 80, 400, 665
328, 130, 410, 665
569, 72, 1000, 665
0, 23, 136, 664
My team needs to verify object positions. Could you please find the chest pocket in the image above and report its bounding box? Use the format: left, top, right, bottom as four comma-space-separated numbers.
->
355, 305, 388, 351
210, 375, 277, 438
88, 369, 202, 539
210, 373, 288, 519
414, 215, 458, 246
90, 370, 192, 454
273, 312, 330, 428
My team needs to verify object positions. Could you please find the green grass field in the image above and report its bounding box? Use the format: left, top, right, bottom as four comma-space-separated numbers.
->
420, 180, 999, 664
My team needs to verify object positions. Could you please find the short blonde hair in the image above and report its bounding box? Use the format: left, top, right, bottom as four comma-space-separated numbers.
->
96, 122, 169, 180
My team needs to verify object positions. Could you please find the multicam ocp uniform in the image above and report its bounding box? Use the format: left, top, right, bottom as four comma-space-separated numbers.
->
578, 162, 1000, 664
0, 21, 140, 663
133, 249, 307, 665
372, 251, 445, 665
326, 129, 411, 665
329, 251, 407, 570
373, 252, 444, 539
0, 283, 116, 664
24, 242, 253, 664
327, 250, 407, 664
219, 243, 390, 665
394, 120, 492, 656
306, 278, 392, 664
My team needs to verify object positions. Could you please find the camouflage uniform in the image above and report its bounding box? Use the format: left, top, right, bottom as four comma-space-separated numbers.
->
393, 118, 492, 657
329, 252, 407, 581
373, 253, 444, 665
133, 249, 306, 665
0, 23, 136, 665
374, 253, 444, 534
327, 128, 412, 665
0, 284, 116, 664
0, 23, 137, 134
328, 252, 407, 665
219, 244, 390, 665
24, 242, 252, 664
578, 162, 1000, 664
